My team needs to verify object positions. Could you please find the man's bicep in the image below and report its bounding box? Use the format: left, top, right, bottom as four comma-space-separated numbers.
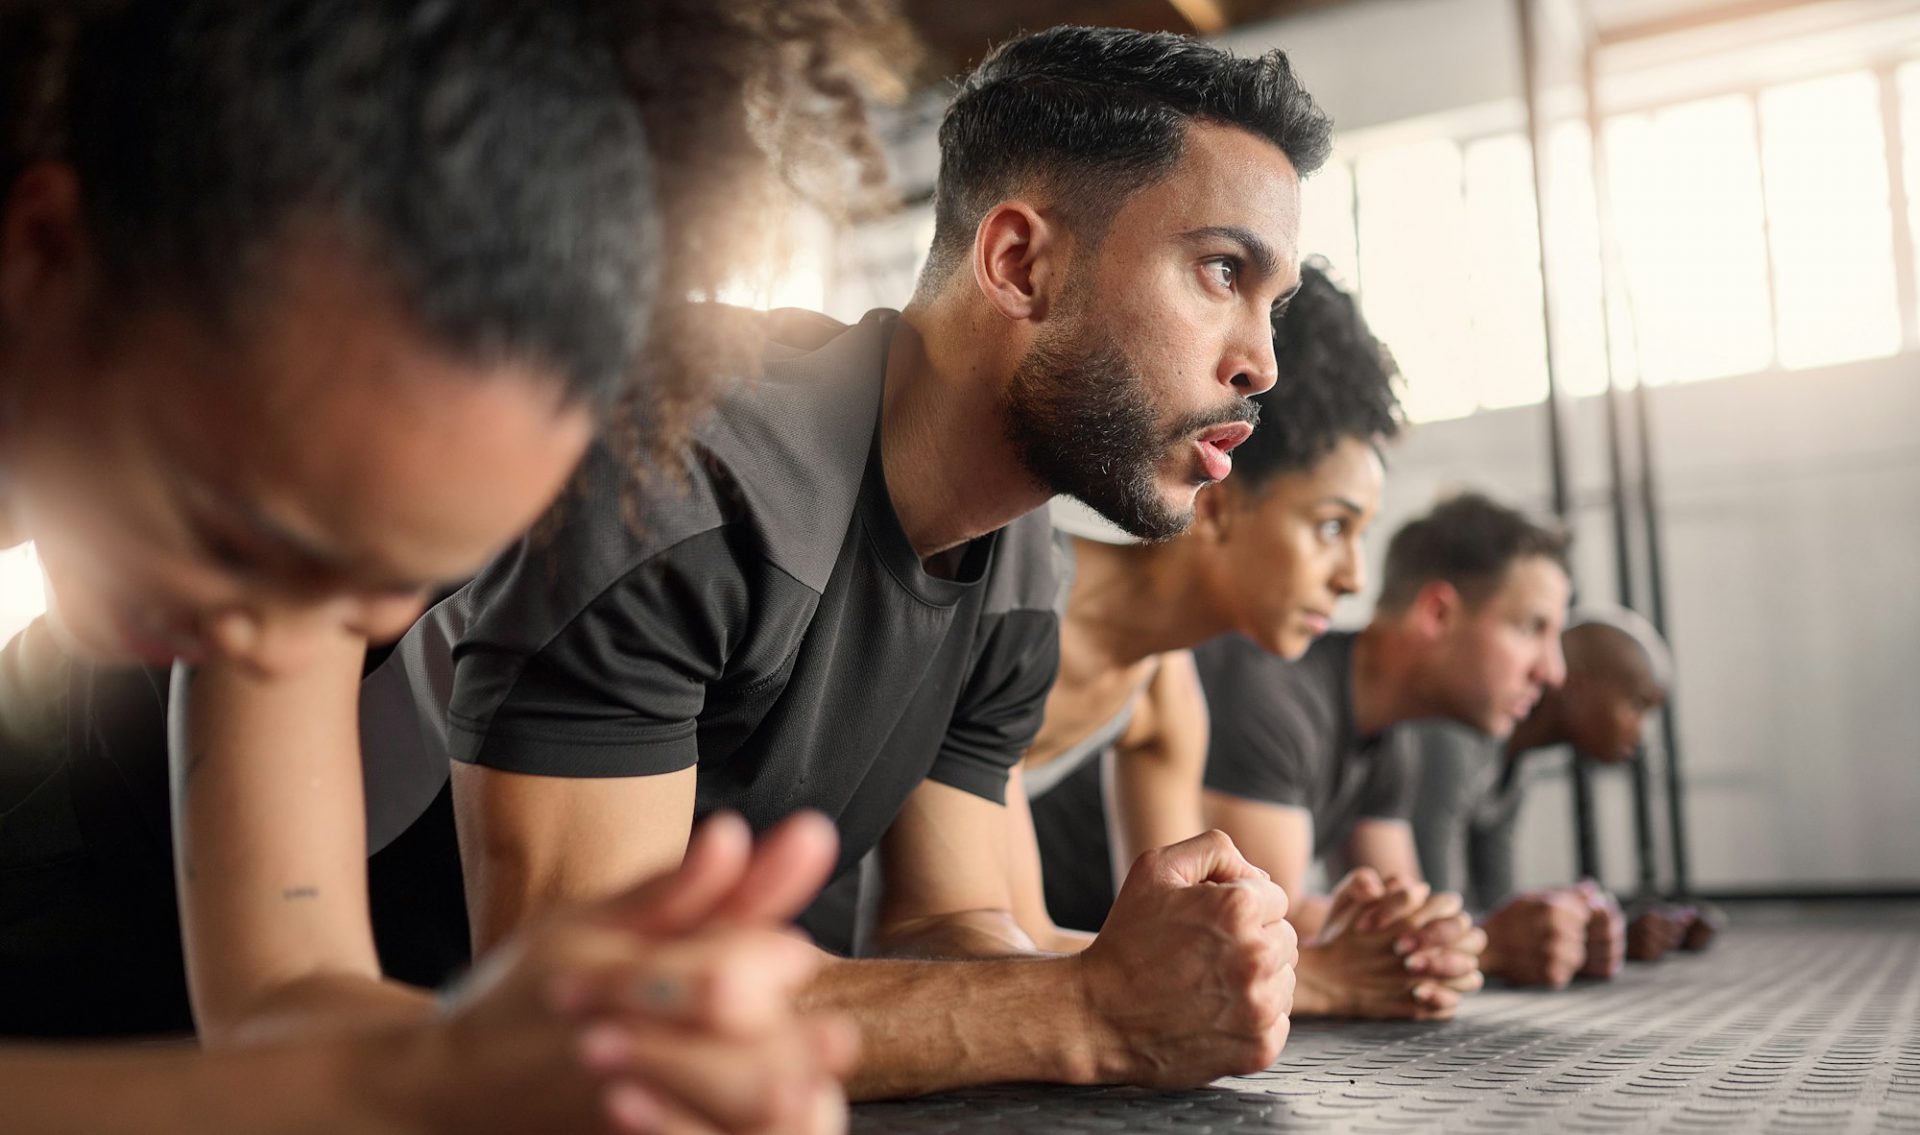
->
872, 779, 1017, 942
452, 761, 696, 951
1202, 790, 1314, 898
999, 765, 1075, 949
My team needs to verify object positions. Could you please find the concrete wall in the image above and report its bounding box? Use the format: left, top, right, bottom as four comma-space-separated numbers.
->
1366, 352, 1920, 893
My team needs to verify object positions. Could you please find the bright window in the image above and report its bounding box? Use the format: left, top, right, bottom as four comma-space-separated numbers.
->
1902, 61, 1920, 337
0, 543, 47, 647
1758, 70, 1901, 370
1605, 95, 1775, 385
1540, 121, 1613, 398
1298, 156, 1360, 291
1356, 139, 1479, 422
1463, 133, 1551, 410
1351, 133, 1557, 422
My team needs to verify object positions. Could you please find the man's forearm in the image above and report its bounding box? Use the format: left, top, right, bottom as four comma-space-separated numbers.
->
801, 952, 1114, 1099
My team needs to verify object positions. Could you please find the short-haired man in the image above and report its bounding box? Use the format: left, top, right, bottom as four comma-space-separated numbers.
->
1199, 492, 1573, 1015
1406, 607, 1700, 986
184, 25, 1331, 1099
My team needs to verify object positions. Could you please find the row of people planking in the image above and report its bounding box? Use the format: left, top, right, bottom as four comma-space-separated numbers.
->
0, 4, 1712, 1134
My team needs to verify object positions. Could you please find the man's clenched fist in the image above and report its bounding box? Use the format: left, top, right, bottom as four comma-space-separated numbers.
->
1078, 830, 1297, 1088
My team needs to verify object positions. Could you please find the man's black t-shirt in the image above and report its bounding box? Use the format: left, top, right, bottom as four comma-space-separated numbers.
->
389, 310, 1064, 891
1195, 631, 1418, 859
1405, 720, 1530, 912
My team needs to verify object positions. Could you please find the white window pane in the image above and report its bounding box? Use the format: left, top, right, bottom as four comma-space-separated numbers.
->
827, 207, 934, 321
1759, 71, 1901, 370
0, 544, 47, 647
1902, 61, 1920, 336
1356, 139, 1477, 423
715, 208, 831, 313
1464, 133, 1550, 410
1541, 121, 1613, 398
1299, 157, 1360, 290
1605, 96, 1774, 384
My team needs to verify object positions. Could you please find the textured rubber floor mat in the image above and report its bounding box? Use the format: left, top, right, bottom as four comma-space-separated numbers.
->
852, 917, 1920, 1132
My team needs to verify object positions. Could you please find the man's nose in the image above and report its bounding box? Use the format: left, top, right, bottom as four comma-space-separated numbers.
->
1222, 315, 1279, 396
1540, 640, 1568, 689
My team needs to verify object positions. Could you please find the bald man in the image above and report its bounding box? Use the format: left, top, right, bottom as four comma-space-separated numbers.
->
1405, 609, 1673, 987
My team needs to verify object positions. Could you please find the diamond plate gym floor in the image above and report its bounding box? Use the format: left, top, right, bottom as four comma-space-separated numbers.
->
853, 904, 1920, 1133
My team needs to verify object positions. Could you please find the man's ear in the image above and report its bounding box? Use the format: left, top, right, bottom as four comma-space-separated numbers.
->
1, 162, 94, 338
972, 200, 1066, 324
1410, 580, 1463, 640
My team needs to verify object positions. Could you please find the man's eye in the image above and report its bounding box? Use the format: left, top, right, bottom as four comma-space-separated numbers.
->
198, 527, 259, 574
1203, 258, 1238, 291
1317, 519, 1345, 542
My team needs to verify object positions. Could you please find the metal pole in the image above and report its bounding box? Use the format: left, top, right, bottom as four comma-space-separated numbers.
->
1632, 382, 1692, 897
1570, 755, 1601, 882
1627, 749, 1659, 898
1584, 42, 1662, 899
1517, 0, 1594, 882
1515, 0, 1577, 523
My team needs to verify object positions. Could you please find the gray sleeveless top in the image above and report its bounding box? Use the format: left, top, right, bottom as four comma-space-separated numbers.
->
1024, 700, 1135, 800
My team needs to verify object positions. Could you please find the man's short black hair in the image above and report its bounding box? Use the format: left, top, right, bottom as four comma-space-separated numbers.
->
1233, 257, 1403, 491
1378, 492, 1571, 613
920, 24, 1332, 289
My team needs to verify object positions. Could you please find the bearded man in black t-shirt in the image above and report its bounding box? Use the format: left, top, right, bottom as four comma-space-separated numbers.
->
186, 25, 1339, 1099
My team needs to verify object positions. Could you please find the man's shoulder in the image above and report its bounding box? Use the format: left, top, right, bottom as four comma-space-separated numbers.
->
456, 311, 895, 648
1403, 720, 1502, 768
706, 307, 892, 449
694, 309, 894, 590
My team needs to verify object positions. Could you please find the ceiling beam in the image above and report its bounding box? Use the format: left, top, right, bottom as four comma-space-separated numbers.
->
1594, 0, 1828, 46
1167, 0, 1231, 34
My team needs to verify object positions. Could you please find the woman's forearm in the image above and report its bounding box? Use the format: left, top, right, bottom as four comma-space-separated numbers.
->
208, 971, 440, 1048
2, 1026, 436, 1135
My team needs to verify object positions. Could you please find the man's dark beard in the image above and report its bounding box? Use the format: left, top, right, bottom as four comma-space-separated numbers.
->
1005, 317, 1259, 542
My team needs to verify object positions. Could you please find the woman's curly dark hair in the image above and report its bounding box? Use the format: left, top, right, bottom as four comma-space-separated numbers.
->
607, 0, 911, 468
0, 0, 911, 476
1233, 255, 1407, 491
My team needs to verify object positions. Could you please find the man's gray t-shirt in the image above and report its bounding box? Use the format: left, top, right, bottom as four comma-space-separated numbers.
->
1405, 721, 1530, 912
1195, 631, 1418, 859
369, 311, 1066, 918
